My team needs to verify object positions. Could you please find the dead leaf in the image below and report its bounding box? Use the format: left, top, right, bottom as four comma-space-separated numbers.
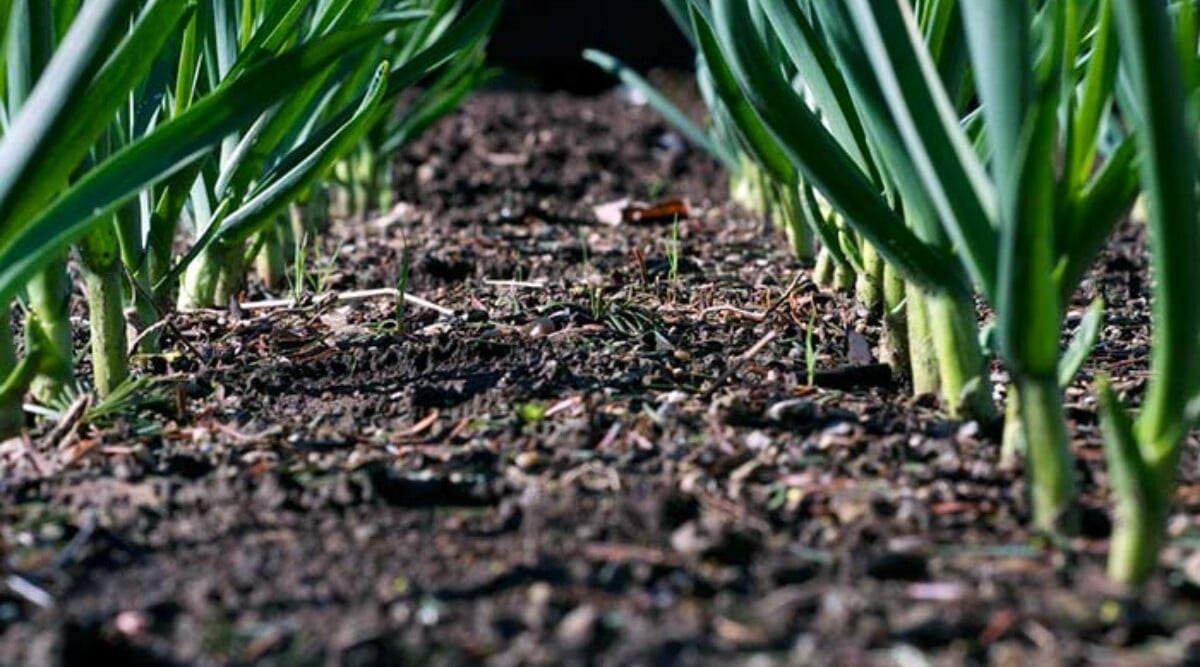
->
622, 198, 692, 223
592, 197, 632, 225
592, 198, 695, 225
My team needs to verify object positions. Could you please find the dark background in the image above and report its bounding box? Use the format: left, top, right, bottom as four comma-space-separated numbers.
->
469, 0, 694, 91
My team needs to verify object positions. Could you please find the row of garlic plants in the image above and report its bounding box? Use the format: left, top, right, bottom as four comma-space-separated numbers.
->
0, 0, 499, 435
593, 0, 1200, 588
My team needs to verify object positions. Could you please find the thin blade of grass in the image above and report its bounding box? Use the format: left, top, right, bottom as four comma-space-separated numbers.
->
584, 48, 739, 171
3, 0, 193, 232
1112, 0, 1200, 450
0, 0, 132, 229
689, 9, 794, 185
212, 62, 391, 247
960, 0, 1032, 199
755, 0, 877, 180
707, 0, 966, 296
1059, 298, 1103, 388
821, 0, 999, 300
0, 19, 407, 305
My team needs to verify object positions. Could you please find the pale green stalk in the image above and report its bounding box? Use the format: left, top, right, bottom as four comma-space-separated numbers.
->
926, 292, 993, 420
214, 247, 249, 307
353, 144, 377, 218
1018, 375, 1075, 532
255, 226, 287, 292
78, 220, 128, 397
771, 180, 813, 261
1100, 0, 1200, 586
374, 154, 394, 214
0, 304, 19, 437
813, 247, 836, 288
730, 156, 765, 215
855, 241, 884, 315
26, 261, 73, 403
1000, 386, 1024, 467
879, 262, 908, 377
833, 256, 854, 292
178, 248, 224, 310
905, 284, 939, 397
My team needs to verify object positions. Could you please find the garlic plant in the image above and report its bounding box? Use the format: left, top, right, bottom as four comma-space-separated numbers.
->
0, 0, 499, 436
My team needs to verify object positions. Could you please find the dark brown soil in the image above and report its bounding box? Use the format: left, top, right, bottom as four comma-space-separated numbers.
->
3, 88, 1200, 666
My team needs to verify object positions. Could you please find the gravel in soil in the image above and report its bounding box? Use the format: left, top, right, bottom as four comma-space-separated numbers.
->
2, 88, 1200, 666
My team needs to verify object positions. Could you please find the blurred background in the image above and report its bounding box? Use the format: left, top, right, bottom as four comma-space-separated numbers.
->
468, 0, 693, 91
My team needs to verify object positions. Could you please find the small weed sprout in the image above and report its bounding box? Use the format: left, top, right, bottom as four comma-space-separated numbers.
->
395, 245, 412, 334
806, 316, 817, 387
290, 232, 341, 298
308, 238, 344, 295
666, 215, 681, 282
515, 402, 547, 424
292, 231, 310, 301
505, 265, 526, 315
588, 284, 606, 321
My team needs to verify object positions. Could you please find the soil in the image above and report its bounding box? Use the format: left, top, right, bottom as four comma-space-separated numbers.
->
3, 86, 1200, 667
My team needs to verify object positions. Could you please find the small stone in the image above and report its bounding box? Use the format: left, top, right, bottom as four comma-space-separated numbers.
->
524, 317, 557, 338
766, 398, 815, 424
514, 451, 542, 470
114, 610, 150, 636
416, 162, 437, 184
556, 605, 598, 649
670, 521, 711, 557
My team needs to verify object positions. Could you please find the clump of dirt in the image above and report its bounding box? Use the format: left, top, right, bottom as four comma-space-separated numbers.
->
2, 88, 1199, 666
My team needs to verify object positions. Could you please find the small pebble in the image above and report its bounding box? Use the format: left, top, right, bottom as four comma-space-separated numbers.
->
556, 605, 598, 649
524, 317, 557, 338
515, 451, 542, 470
114, 610, 150, 636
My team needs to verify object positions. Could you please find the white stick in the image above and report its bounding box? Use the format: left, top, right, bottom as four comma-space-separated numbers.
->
239, 288, 455, 317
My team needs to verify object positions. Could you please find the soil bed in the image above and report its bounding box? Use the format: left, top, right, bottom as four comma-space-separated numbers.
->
2, 88, 1199, 666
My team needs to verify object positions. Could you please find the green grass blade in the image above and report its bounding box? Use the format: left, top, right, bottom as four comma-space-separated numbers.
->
804, 0, 947, 249
1174, 0, 1199, 94
755, 0, 877, 180
708, 0, 966, 296
171, 8, 201, 116
1095, 376, 1148, 531
996, 80, 1062, 378
689, 9, 794, 185
5, 0, 56, 114
0, 0, 132, 230
821, 0, 999, 300
382, 0, 499, 98
0, 0, 13, 70
661, 0, 696, 45
1054, 137, 1139, 299
212, 62, 390, 248
798, 178, 850, 269
317, 0, 500, 159
1112, 0, 1200, 450
583, 49, 739, 171
238, 0, 308, 60
1067, 0, 1119, 194
0, 19, 406, 305
959, 0, 1032, 199
1058, 298, 1103, 389
2, 0, 192, 232
918, 0, 969, 98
